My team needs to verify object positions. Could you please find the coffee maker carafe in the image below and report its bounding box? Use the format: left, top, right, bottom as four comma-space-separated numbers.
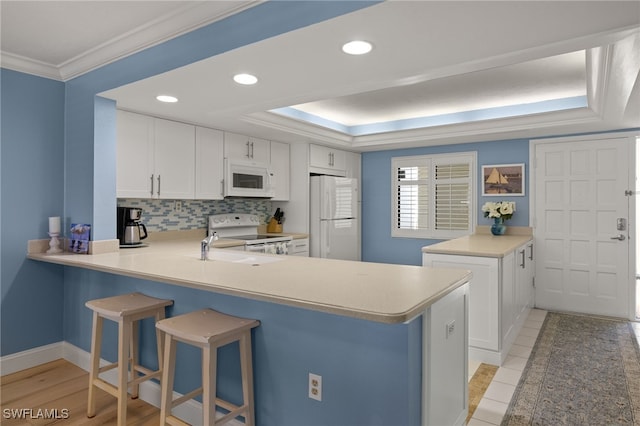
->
117, 207, 148, 246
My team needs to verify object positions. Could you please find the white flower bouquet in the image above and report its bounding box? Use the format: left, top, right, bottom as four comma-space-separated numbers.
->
482, 201, 516, 221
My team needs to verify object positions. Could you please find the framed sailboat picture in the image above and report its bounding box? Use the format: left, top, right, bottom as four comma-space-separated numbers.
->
482, 163, 525, 196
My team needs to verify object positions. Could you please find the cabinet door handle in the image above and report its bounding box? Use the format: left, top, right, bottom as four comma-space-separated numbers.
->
150, 174, 154, 196
528, 243, 533, 261
157, 175, 161, 196
246, 141, 251, 158
250, 142, 254, 159
520, 249, 526, 268
220, 179, 224, 196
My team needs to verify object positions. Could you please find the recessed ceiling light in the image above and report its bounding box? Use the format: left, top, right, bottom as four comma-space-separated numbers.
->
156, 95, 178, 103
233, 73, 258, 85
342, 40, 372, 55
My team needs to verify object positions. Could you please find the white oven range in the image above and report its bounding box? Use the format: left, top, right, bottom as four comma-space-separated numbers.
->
208, 213, 293, 254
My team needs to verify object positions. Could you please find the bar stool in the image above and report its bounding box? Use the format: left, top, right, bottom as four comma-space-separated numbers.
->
156, 308, 260, 426
85, 292, 173, 426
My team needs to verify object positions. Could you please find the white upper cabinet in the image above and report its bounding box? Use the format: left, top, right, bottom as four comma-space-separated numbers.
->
195, 126, 224, 200
116, 110, 195, 199
269, 141, 290, 201
344, 151, 361, 180
154, 119, 195, 199
224, 132, 270, 164
309, 144, 346, 176
117, 110, 155, 198
117, 112, 290, 201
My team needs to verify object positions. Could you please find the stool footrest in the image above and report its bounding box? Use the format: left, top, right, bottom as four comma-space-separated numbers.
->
216, 404, 248, 426
98, 362, 118, 374
92, 378, 119, 398
132, 364, 156, 376
171, 387, 203, 408
129, 369, 162, 386
166, 415, 191, 426
92, 369, 162, 397
216, 398, 243, 415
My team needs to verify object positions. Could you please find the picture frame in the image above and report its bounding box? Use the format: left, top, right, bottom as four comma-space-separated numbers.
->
482, 163, 525, 196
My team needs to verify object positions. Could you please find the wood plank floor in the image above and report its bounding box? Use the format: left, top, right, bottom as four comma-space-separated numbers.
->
466, 363, 498, 423
2, 358, 496, 425
0, 359, 159, 425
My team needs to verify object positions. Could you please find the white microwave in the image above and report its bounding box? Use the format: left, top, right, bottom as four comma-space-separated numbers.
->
224, 159, 275, 198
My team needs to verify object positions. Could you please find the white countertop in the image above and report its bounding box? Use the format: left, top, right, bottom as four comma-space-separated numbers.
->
28, 238, 471, 324
422, 229, 532, 258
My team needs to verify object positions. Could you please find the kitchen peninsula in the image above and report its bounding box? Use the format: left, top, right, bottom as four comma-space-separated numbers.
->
423, 228, 534, 366
27, 238, 471, 426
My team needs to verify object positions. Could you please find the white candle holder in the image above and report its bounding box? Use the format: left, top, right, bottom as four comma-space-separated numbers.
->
47, 232, 63, 254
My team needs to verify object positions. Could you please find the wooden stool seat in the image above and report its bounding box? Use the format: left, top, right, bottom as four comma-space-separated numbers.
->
156, 309, 260, 426
85, 292, 173, 426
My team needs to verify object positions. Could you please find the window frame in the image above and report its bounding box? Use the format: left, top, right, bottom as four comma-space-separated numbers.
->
391, 151, 477, 239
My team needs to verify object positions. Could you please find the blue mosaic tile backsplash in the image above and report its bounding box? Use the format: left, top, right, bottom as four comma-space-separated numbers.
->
117, 199, 273, 232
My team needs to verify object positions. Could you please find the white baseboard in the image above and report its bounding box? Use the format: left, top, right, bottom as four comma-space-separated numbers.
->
0, 341, 64, 375
2, 342, 243, 426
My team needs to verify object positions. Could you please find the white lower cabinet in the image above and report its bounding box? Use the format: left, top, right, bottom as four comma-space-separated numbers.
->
423, 240, 534, 366
423, 282, 469, 426
289, 238, 309, 256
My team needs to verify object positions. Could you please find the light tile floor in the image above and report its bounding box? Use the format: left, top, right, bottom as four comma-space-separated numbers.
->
467, 309, 640, 425
466, 308, 547, 425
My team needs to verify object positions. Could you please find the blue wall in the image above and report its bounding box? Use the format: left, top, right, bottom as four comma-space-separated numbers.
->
2, 1, 633, 423
361, 139, 530, 265
64, 0, 379, 237
0, 69, 66, 355
4, 1, 431, 424
63, 268, 422, 425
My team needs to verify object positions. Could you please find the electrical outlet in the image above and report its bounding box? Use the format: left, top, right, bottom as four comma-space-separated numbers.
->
308, 373, 322, 401
174, 200, 182, 212
445, 320, 455, 339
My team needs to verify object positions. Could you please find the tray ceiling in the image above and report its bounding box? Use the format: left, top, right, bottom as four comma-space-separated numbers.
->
2, 1, 639, 150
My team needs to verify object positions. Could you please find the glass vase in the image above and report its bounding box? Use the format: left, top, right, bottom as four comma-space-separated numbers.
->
491, 217, 506, 236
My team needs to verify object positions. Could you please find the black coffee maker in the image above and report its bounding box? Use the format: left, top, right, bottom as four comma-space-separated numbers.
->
117, 207, 148, 246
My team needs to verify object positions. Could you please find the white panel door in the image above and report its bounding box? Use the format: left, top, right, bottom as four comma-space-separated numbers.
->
534, 136, 632, 318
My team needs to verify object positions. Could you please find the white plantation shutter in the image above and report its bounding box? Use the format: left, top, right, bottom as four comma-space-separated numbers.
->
395, 161, 429, 232
392, 153, 475, 239
434, 161, 471, 233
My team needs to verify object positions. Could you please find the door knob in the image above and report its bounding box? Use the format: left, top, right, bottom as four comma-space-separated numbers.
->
610, 234, 626, 241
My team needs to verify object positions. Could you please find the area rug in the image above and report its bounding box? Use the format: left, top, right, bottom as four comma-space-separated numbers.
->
502, 312, 640, 425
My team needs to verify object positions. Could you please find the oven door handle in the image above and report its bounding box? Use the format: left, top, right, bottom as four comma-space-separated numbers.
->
245, 244, 265, 253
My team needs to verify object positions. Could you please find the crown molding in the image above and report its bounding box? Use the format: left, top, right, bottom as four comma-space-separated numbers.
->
1, 1, 258, 81
0, 51, 63, 80
242, 111, 354, 148
351, 108, 602, 150
245, 107, 604, 151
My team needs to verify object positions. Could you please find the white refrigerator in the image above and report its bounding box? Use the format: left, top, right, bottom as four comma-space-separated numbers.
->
310, 175, 360, 260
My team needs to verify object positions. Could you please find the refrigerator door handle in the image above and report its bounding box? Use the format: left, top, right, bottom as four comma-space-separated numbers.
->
323, 220, 331, 257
